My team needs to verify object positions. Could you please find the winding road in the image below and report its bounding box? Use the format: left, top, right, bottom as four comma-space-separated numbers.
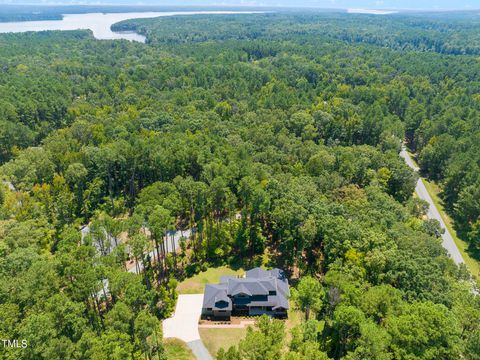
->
400, 148, 465, 265
85, 226, 212, 359
129, 228, 193, 273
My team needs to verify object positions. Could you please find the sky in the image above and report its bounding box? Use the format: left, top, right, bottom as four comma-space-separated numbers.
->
0, 0, 479, 10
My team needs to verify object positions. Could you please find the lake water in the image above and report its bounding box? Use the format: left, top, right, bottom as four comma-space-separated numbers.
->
347, 9, 398, 15
0, 11, 260, 43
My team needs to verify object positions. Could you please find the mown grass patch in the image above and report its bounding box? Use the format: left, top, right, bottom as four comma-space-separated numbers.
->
176, 266, 244, 294
199, 327, 248, 357
164, 338, 195, 360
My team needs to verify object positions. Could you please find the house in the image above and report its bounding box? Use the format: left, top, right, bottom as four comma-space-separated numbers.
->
201, 267, 289, 320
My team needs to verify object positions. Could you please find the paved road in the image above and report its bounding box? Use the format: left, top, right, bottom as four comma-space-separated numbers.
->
400, 149, 465, 265
163, 294, 213, 360
87, 227, 192, 298
130, 228, 192, 273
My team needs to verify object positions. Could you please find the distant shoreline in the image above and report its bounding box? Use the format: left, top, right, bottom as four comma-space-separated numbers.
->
0, 11, 264, 43
347, 8, 398, 15
0, 5, 274, 23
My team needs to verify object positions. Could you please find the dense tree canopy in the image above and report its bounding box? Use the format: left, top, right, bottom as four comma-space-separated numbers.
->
0, 9, 479, 360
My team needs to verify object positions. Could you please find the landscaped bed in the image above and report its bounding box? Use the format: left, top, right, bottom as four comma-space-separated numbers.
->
198, 317, 256, 329
199, 316, 256, 325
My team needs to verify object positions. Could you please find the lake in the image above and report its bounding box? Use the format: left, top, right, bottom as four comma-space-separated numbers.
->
347, 9, 398, 15
0, 11, 260, 43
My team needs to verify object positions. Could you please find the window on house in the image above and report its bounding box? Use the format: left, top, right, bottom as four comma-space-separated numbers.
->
269, 291, 277, 295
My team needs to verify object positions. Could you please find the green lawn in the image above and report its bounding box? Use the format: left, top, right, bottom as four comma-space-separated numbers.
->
199, 328, 248, 357
180, 267, 303, 357
285, 307, 303, 332
164, 338, 195, 360
422, 178, 480, 278
199, 301, 304, 357
176, 266, 244, 294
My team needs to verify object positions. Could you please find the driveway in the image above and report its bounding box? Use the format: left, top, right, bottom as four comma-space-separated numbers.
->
163, 294, 212, 360
130, 228, 193, 273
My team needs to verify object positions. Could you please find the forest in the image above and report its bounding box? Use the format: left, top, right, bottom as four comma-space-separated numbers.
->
0, 9, 480, 360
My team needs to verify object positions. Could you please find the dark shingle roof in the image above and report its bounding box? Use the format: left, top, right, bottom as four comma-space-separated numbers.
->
219, 275, 237, 284
258, 279, 276, 292
203, 268, 289, 312
277, 278, 290, 297
230, 283, 253, 296
272, 294, 289, 310
228, 278, 269, 296
203, 284, 228, 308
269, 268, 287, 281
246, 267, 270, 279
214, 290, 230, 303
214, 297, 232, 311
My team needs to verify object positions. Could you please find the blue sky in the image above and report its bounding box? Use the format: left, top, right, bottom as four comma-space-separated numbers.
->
1, 0, 479, 10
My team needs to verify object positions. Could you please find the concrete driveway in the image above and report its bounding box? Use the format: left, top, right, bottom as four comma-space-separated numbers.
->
163, 294, 212, 360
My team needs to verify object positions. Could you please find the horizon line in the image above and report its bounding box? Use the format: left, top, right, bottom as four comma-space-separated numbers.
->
1, 3, 480, 12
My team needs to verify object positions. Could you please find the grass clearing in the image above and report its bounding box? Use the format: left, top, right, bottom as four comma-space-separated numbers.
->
199, 327, 248, 357
284, 306, 304, 345
285, 306, 303, 332
181, 267, 304, 356
164, 338, 195, 360
422, 178, 480, 278
176, 266, 244, 294
199, 302, 304, 357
